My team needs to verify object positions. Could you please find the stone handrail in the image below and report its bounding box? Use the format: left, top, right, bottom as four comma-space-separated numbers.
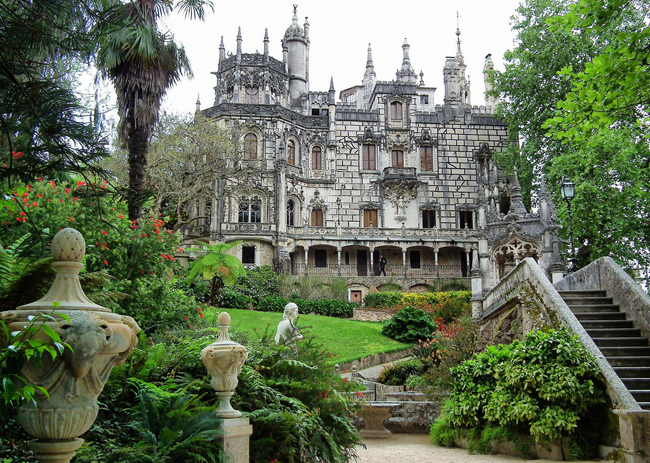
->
480, 257, 639, 412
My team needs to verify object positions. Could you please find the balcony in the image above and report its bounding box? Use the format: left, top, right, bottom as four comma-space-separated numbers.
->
382, 166, 417, 181
291, 263, 466, 278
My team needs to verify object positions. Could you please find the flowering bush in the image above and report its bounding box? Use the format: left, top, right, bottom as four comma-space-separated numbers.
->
364, 291, 471, 321
381, 306, 437, 343
0, 179, 198, 331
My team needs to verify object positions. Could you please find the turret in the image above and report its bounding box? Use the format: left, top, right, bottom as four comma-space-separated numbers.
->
263, 28, 269, 64
328, 77, 336, 105
195, 94, 201, 113
282, 6, 310, 104
443, 24, 468, 106
396, 38, 418, 84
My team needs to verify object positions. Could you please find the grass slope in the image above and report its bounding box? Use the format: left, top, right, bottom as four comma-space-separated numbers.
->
211, 308, 411, 365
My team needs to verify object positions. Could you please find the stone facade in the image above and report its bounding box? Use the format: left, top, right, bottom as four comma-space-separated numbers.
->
189, 7, 563, 296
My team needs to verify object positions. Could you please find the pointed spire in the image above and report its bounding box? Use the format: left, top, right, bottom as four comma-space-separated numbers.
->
219, 35, 225, 62
292, 4, 298, 25
367, 43, 374, 68
363, 43, 376, 82
304, 16, 309, 39
396, 38, 417, 83
263, 28, 269, 63
455, 12, 464, 61
328, 77, 335, 104
195, 94, 201, 113
236, 26, 242, 62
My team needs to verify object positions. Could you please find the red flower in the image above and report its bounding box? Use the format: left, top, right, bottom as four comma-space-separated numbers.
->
118, 214, 124, 219
140, 269, 145, 274
19, 212, 25, 216
183, 316, 188, 320
101, 230, 107, 235
68, 217, 74, 222
21, 192, 27, 197
199, 313, 204, 318
103, 260, 108, 265
150, 271, 154, 275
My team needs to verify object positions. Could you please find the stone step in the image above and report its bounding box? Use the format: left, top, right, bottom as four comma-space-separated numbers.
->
574, 312, 627, 321
605, 356, 650, 368
581, 320, 634, 329
621, 378, 650, 390
614, 367, 650, 378
635, 401, 650, 411
586, 328, 641, 338
558, 290, 607, 298
569, 304, 621, 313
593, 337, 648, 348
630, 390, 650, 403
562, 296, 614, 306
599, 346, 650, 357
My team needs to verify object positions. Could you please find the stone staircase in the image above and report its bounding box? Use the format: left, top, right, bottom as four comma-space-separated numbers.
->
559, 289, 650, 410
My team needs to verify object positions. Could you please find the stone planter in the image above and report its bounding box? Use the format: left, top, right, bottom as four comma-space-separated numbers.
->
1, 228, 140, 463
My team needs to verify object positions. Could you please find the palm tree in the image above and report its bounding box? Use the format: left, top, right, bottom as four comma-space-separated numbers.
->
98, 0, 212, 220
187, 241, 246, 306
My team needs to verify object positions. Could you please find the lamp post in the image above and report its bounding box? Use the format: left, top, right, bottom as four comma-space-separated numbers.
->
336, 196, 342, 225
560, 176, 578, 273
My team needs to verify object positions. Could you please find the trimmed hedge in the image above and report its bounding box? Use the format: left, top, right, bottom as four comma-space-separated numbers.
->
364, 291, 470, 310
224, 294, 358, 318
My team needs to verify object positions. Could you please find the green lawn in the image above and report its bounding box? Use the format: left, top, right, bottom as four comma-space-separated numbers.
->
208, 308, 411, 365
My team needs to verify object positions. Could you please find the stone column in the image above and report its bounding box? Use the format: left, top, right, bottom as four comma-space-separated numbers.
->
470, 245, 483, 319
201, 312, 252, 463
337, 248, 342, 276
434, 248, 439, 278
303, 247, 309, 276
402, 249, 407, 278
2, 228, 140, 463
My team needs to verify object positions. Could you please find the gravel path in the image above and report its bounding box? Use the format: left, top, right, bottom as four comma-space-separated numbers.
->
355, 434, 599, 463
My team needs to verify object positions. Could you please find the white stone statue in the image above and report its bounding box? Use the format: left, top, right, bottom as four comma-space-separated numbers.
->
274, 302, 303, 345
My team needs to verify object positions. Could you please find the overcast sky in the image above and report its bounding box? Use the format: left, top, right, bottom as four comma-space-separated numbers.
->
161, 0, 523, 114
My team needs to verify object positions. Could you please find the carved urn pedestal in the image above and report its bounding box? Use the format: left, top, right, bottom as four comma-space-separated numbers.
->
201, 312, 252, 463
1, 228, 140, 463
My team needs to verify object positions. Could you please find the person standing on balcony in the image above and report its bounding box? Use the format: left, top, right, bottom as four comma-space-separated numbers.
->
378, 254, 387, 276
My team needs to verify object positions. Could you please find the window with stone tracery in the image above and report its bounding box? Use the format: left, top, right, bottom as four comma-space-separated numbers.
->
244, 86, 259, 104
238, 196, 261, 223
287, 200, 295, 226
494, 239, 539, 279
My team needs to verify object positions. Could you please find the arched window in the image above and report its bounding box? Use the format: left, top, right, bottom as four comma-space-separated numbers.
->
287, 140, 296, 166
243, 134, 257, 160
312, 146, 322, 170
287, 200, 295, 226
244, 86, 259, 104
391, 150, 404, 167
390, 101, 403, 120
362, 144, 376, 170
238, 197, 262, 223
311, 208, 323, 226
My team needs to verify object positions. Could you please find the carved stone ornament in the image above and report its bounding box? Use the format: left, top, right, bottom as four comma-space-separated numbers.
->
1, 228, 140, 463
201, 312, 248, 418
382, 179, 419, 213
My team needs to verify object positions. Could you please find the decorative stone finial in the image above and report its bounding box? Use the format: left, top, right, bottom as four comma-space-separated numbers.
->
201, 311, 248, 418
3, 228, 141, 463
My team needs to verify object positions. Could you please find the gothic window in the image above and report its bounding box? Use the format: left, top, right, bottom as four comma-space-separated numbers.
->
422, 210, 436, 228
419, 95, 429, 105
242, 246, 255, 264
243, 133, 257, 160
287, 140, 296, 166
364, 209, 378, 227
287, 200, 295, 226
311, 208, 323, 226
420, 146, 434, 172
244, 86, 259, 104
391, 150, 404, 167
238, 197, 262, 223
362, 144, 376, 170
312, 146, 322, 170
459, 210, 474, 229
390, 101, 403, 120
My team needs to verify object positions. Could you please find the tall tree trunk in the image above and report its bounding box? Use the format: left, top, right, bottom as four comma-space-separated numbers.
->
127, 124, 148, 221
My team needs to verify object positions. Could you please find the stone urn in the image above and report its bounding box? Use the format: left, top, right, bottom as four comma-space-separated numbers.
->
1, 228, 140, 463
201, 312, 248, 418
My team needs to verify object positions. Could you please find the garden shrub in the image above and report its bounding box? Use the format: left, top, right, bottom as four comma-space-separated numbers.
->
256, 295, 288, 312
232, 265, 281, 302
432, 328, 607, 457
300, 299, 357, 318
363, 291, 402, 309
218, 287, 253, 310
377, 359, 424, 386
381, 306, 437, 343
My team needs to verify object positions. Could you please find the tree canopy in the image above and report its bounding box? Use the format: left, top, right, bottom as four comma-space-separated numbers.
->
492, 0, 650, 273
